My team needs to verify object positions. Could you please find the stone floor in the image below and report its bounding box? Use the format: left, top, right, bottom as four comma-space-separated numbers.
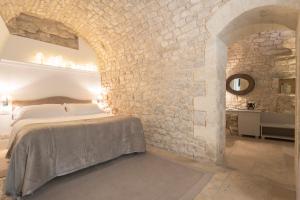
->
0, 136, 296, 200
195, 136, 295, 200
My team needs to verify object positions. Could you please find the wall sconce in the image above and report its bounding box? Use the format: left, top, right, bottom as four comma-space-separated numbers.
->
35, 52, 45, 64
92, 94, 104, 104
1, 95, 8, 106
0, 95, 12, 114
92, 92, 111, 113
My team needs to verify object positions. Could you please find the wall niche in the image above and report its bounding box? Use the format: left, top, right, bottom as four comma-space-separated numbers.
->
278, 78, 296, 95
7, 13, 79, 49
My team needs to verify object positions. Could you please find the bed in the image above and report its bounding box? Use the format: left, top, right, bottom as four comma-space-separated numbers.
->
5, 97, 146, 199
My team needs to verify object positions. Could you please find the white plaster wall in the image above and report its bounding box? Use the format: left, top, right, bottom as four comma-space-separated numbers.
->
0, 16, 9, 54
0, 35, 98, 67
0, 60, 101, 100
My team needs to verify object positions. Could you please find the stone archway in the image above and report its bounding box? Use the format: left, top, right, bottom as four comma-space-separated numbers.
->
205, 0, 300, 164
0, 0, 299, 168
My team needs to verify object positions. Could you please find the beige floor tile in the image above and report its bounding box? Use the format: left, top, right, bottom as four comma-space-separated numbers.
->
197, 136, 295, 200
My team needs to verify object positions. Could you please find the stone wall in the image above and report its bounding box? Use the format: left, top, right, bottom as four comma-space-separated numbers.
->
0, 0, 298, 162
7, 13, 78, 49
226, 30, 296, 114
0, 0, 232, 161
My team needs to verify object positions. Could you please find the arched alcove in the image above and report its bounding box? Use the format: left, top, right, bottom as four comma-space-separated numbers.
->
1, 0, 299, 168
205, 0, 300, 164
0, 14, 99, 72
0, 0, 149, 70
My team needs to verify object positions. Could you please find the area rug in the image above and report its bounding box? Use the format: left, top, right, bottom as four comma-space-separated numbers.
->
1, 153, 211, 200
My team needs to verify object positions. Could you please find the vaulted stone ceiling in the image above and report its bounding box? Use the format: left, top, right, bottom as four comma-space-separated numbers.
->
0, 0, 299, 162
0, 0, 230, 70
219, 6, 300, 45
0, 0, 145, 68
0, 0, 232, 160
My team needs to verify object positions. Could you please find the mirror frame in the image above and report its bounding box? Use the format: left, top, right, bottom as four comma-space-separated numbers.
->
226, 74, 255, 95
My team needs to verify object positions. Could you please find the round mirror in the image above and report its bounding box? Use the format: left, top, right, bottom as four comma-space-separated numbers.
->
229, 78, 249, 91
226, 74, 255, 95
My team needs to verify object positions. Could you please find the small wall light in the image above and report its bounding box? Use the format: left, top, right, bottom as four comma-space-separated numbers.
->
35, 52, 45, 64
92, 94, 104, 104
1, 95, 8, 106
0, 95, 12, 114
92, 87, 111, 113
33, 52, 98, 72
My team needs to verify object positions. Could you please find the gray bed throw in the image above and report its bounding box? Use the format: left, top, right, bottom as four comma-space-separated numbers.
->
5, 115, 146, 199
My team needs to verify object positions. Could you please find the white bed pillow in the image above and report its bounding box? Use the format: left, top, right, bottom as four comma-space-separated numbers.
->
66, 103, 105, 116
12, 104, 67, 123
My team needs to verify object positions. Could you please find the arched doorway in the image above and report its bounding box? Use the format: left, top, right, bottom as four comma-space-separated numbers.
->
205, 0, 300, 163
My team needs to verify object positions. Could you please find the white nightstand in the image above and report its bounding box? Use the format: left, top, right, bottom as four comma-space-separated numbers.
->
0, 113, 12, 138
